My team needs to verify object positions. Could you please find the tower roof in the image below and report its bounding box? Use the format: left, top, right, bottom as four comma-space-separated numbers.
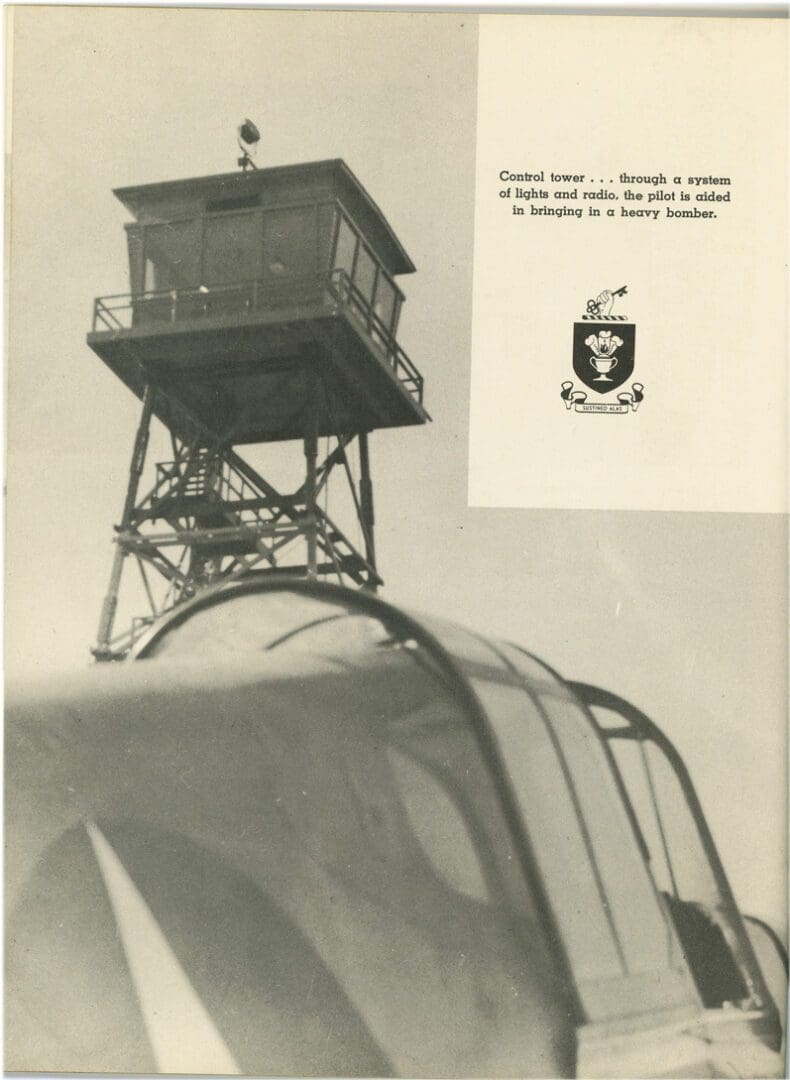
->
113, 158, 416, 277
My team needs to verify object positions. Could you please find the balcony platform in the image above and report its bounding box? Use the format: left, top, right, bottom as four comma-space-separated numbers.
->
87, 273, 428, 445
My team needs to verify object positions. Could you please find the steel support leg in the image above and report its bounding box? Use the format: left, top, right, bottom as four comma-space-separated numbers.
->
359, 431, 377, 587
94, 385, 154, 658
304, 380, 319, 578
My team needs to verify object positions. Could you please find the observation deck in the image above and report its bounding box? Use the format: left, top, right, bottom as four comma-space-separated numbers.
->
87, 159, 428, 444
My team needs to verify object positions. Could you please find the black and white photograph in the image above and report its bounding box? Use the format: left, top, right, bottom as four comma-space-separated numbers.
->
4, 7, 788, 1077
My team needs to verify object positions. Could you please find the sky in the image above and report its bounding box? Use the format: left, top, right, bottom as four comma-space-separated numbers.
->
5, 7, 787, 935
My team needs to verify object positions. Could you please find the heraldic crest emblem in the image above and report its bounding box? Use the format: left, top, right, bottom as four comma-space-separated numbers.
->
561, 286, 644, 413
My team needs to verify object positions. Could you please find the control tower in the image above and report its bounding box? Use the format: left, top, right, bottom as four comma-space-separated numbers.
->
88, 154, 427, 659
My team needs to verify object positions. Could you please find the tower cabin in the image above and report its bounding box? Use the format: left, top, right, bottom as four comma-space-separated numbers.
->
87, 160, 427, 444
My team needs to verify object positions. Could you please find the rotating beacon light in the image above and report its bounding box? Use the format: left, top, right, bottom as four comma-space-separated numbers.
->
237, 119, 260, 171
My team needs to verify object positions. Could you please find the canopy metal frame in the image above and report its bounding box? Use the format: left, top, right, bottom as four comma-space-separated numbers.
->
130, 578, 783, 1053
570, 681, 778, 1027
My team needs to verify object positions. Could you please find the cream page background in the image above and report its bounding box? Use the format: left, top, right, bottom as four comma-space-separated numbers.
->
469, 15, 787, 513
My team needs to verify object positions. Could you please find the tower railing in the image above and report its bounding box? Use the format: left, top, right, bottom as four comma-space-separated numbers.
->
92, 269, 424, 405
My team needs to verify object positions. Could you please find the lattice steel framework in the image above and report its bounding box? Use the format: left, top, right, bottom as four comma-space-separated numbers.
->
93, 377, 379, 661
